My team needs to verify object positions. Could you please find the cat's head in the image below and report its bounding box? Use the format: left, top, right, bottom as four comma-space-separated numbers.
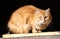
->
34, 8, 52, 30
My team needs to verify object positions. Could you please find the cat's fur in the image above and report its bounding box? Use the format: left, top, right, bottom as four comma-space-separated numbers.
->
8, 5, 52, 34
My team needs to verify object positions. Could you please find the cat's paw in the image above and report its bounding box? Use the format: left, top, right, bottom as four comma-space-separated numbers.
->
37, 31, 41, 33
32, 29, 37, 33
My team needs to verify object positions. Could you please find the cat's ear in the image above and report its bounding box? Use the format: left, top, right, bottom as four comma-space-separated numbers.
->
46, 8, 50, 13
35, 9, 40, 14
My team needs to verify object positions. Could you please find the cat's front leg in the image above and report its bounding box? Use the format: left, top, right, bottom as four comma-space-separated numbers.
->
32, 26, 37, 33
23, 24, 31, 33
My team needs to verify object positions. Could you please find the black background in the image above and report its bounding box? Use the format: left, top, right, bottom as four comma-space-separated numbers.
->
0, 0, 60, 37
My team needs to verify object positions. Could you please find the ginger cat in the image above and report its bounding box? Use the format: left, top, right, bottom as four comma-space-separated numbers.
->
8, 5, 52, 34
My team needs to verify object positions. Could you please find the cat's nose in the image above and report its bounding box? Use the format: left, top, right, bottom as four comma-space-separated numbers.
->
41, 20, 44, 23
40, 21, 43, 24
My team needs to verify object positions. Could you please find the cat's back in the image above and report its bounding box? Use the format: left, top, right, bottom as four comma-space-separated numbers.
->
10, 5, 38, 21
20, 5, 37, 11
13, 5, 38, 15
8, 5, 38, 25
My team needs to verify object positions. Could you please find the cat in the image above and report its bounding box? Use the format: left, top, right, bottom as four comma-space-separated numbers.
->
8, 5, 52, 34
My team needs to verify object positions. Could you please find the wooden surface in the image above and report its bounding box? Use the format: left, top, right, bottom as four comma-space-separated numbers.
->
1, 35, 60, 39
2, 31, 60, 38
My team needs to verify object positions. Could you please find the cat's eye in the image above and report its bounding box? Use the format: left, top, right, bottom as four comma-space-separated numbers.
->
44, 16, 48, 18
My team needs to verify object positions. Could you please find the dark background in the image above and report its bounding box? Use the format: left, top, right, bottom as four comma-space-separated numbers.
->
0, 0, 60, 37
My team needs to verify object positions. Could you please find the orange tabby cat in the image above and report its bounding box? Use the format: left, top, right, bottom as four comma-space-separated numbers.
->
8, 5, 52, 34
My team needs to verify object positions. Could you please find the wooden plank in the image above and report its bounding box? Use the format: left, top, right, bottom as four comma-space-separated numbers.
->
2, 36, 60, 39
2, 31, 60, 38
